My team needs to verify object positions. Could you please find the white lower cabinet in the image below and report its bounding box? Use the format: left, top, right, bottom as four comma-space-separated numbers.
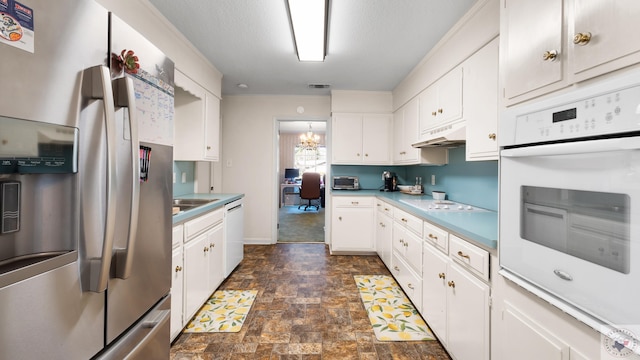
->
171, 207, 226, 341
375, 200, 393, 268
170, 225, 184, 341
422, 232, 490, 360
391, 252, 423, 313
331, 196, 375, 252
184, 231, 211, 322
500, 302, 570, 360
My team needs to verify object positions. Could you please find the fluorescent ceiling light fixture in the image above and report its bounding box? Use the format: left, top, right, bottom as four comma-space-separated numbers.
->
287, 0, 328, 62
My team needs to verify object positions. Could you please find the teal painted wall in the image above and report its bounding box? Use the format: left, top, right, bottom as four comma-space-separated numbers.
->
173, 161, 196, 196
332, 146, 498, 211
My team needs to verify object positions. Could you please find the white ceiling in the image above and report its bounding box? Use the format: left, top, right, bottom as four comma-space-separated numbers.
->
148, 0, 477, 97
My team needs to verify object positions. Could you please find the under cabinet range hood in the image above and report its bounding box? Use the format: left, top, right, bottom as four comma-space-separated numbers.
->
412, 121, 466, 148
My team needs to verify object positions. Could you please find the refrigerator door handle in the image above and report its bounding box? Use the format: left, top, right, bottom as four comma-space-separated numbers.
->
113, 76, 140, 280
82, 65, 118, 293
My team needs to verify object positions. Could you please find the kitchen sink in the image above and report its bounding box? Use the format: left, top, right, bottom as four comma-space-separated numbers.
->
172, 198, 219, 214
172, 198, 218, 206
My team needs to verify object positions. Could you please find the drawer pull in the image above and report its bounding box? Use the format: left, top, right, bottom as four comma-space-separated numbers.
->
457, 250, 470, 260
428, 233, 438, 240
175, 265, 182, 272
394, 266, 400, 272
448, 281, 455, 288
407, 283, 414, 290
401, 218, 408, 223
438, 273, 445, 279
338, 216, 342, 221
351, 201, 359, 205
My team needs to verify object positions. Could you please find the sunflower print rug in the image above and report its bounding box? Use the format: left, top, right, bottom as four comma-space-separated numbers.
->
184, 290, 258, 333
354, 275, 435, 341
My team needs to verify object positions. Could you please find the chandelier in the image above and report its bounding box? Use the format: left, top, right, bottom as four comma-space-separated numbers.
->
299, 123, 320, 149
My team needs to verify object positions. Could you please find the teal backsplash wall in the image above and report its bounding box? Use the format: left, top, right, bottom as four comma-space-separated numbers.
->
331, 147, 498, 211
173, 161, 196, 196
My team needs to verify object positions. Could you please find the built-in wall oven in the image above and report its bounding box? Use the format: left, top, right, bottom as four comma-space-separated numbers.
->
499, 68, 640, 350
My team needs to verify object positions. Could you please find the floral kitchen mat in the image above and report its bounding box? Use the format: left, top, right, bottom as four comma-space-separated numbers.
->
354, 275, 435, 341
183, 290, 258, 333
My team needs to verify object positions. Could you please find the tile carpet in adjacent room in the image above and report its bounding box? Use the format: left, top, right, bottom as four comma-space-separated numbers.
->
170, 243, 451, 360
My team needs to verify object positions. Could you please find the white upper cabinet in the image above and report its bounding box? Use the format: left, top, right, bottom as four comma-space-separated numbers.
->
418, 68, 463, 137
465, 37, 499, 161
502, 0, 640, 105
502, 0, 564, 103
332, 113, 391, 165
174, 68, 220, 161
393, 98, 420, 164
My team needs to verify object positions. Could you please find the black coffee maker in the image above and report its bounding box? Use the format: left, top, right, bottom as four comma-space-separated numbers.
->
382, 171, 398, 192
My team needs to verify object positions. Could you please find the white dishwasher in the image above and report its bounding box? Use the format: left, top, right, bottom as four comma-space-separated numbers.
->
224, 198, 244, 277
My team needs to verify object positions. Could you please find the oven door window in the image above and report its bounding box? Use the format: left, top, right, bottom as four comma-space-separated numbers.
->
520, 186, 630, 273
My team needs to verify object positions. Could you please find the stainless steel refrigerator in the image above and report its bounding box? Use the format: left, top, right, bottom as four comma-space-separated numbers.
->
0, 1, 174, 358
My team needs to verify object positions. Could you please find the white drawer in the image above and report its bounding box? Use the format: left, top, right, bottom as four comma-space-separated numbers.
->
376, 199, 394, 217
172, 224, 183, 249
391, 253, 423, 313
424, 221, 449, 254
184, 208, 223, 241
394, 208, 423, 236
449, 234, 489, 281
392, 223, 423, 274
333, 196, 374, 207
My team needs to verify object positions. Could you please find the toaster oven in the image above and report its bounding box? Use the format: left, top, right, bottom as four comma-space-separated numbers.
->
332, 176, 359, 190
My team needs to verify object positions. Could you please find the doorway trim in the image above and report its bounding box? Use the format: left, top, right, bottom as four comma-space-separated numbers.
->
272, 116, 330, 245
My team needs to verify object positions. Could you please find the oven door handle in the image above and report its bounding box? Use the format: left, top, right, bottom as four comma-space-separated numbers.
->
501, 137, 640, 158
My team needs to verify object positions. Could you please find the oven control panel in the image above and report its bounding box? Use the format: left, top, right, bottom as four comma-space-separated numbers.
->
501, 69, 640, 146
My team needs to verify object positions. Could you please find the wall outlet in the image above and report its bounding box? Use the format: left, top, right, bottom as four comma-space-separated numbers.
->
431, 175, 436, 186
181, 172, 187, 183
173, 172, 176, 184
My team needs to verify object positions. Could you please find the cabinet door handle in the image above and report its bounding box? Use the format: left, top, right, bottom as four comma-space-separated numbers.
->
448, 281, 455, 288
488, 133, 497, 140
542, 50, 558, 61
573, 32, 592, 45
175, 265, 182, 272
431, 111, 437, 116
407, 283, 414, 290
206, 146, 211, 150
438, 273, 445, 279
210, 243, 215, 248
394, 266, 400, 272
204, 247, 209, 252
437, 108, 443, 114
338, 216, 343, 221
357, 153, 361, 157
457, 250, 470, 260
365, 153, 369, 157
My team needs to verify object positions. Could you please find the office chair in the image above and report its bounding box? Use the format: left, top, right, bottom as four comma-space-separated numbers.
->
298, 172, 321, 211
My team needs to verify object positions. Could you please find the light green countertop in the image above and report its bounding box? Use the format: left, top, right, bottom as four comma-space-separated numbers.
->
332, 189, 498, 252
172, 193, 244, 224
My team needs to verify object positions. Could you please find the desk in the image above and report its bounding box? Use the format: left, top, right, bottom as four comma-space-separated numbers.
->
280, 183, 301, 207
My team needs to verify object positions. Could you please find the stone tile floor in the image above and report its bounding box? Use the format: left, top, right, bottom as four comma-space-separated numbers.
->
170, 243, 451, 360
